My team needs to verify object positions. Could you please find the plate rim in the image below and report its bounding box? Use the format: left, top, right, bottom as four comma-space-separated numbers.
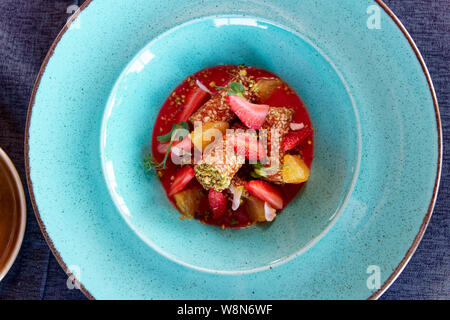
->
24, 0, 442, 300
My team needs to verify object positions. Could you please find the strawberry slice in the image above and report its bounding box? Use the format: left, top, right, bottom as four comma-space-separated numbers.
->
157, 135, 192, 156
171, 134, 192, 156
282, 127, 313, 152
228, 134, 267, 161
177, 86, 211, 122
168, 166, 195, 197
226, 95, 269, 129
244, 180, 283, 210
208, 189, 228, 219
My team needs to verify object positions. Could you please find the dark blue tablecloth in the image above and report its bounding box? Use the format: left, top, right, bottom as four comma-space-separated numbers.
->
0, 0, 448, 300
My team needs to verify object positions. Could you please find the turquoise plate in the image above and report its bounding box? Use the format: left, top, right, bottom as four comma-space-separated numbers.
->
26, 0, 441, 299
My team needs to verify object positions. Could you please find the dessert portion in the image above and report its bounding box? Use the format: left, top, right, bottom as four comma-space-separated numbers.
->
146, 65, 314, 229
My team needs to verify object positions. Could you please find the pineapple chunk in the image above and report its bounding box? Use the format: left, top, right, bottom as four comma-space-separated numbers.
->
282, 154, 310, 184
246, 196, 266, 222
173, 187, 203, 219
253, 78, 282, 103
190, 121, 229, 151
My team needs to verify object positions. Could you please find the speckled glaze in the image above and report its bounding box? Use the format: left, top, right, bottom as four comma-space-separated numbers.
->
26, 0, 441, 299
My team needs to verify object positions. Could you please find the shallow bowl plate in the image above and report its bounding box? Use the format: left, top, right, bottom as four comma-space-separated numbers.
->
26, 0, 441, 299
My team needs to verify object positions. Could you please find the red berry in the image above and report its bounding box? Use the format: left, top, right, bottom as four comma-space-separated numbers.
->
282, 127, 313, 152
208, 189, 228, 219
226, 95, 269, 129
177, 86, 210, 122
244, 180, 283, 210
168, 166, 195, 197
227, 133, 267, 161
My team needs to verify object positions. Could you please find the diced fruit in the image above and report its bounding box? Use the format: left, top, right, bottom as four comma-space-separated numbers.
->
228, 133, 267, 161
174, 187, 203, 218
226, 95, 269, 129
253, 78, 283, 103
168, 166, 195, 197
246, 196, 266, 222
244, 180, 283, 210
282, 154, 310, 184
177, 86, 211, 122
282, 127, 313, 152
190, 121, 229, 151
208, 189, 228, 219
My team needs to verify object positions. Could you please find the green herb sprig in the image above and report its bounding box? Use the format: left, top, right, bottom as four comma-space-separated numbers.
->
145, 121, 190, 172
216, 82, 245, 98
157, 121, 189, 143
